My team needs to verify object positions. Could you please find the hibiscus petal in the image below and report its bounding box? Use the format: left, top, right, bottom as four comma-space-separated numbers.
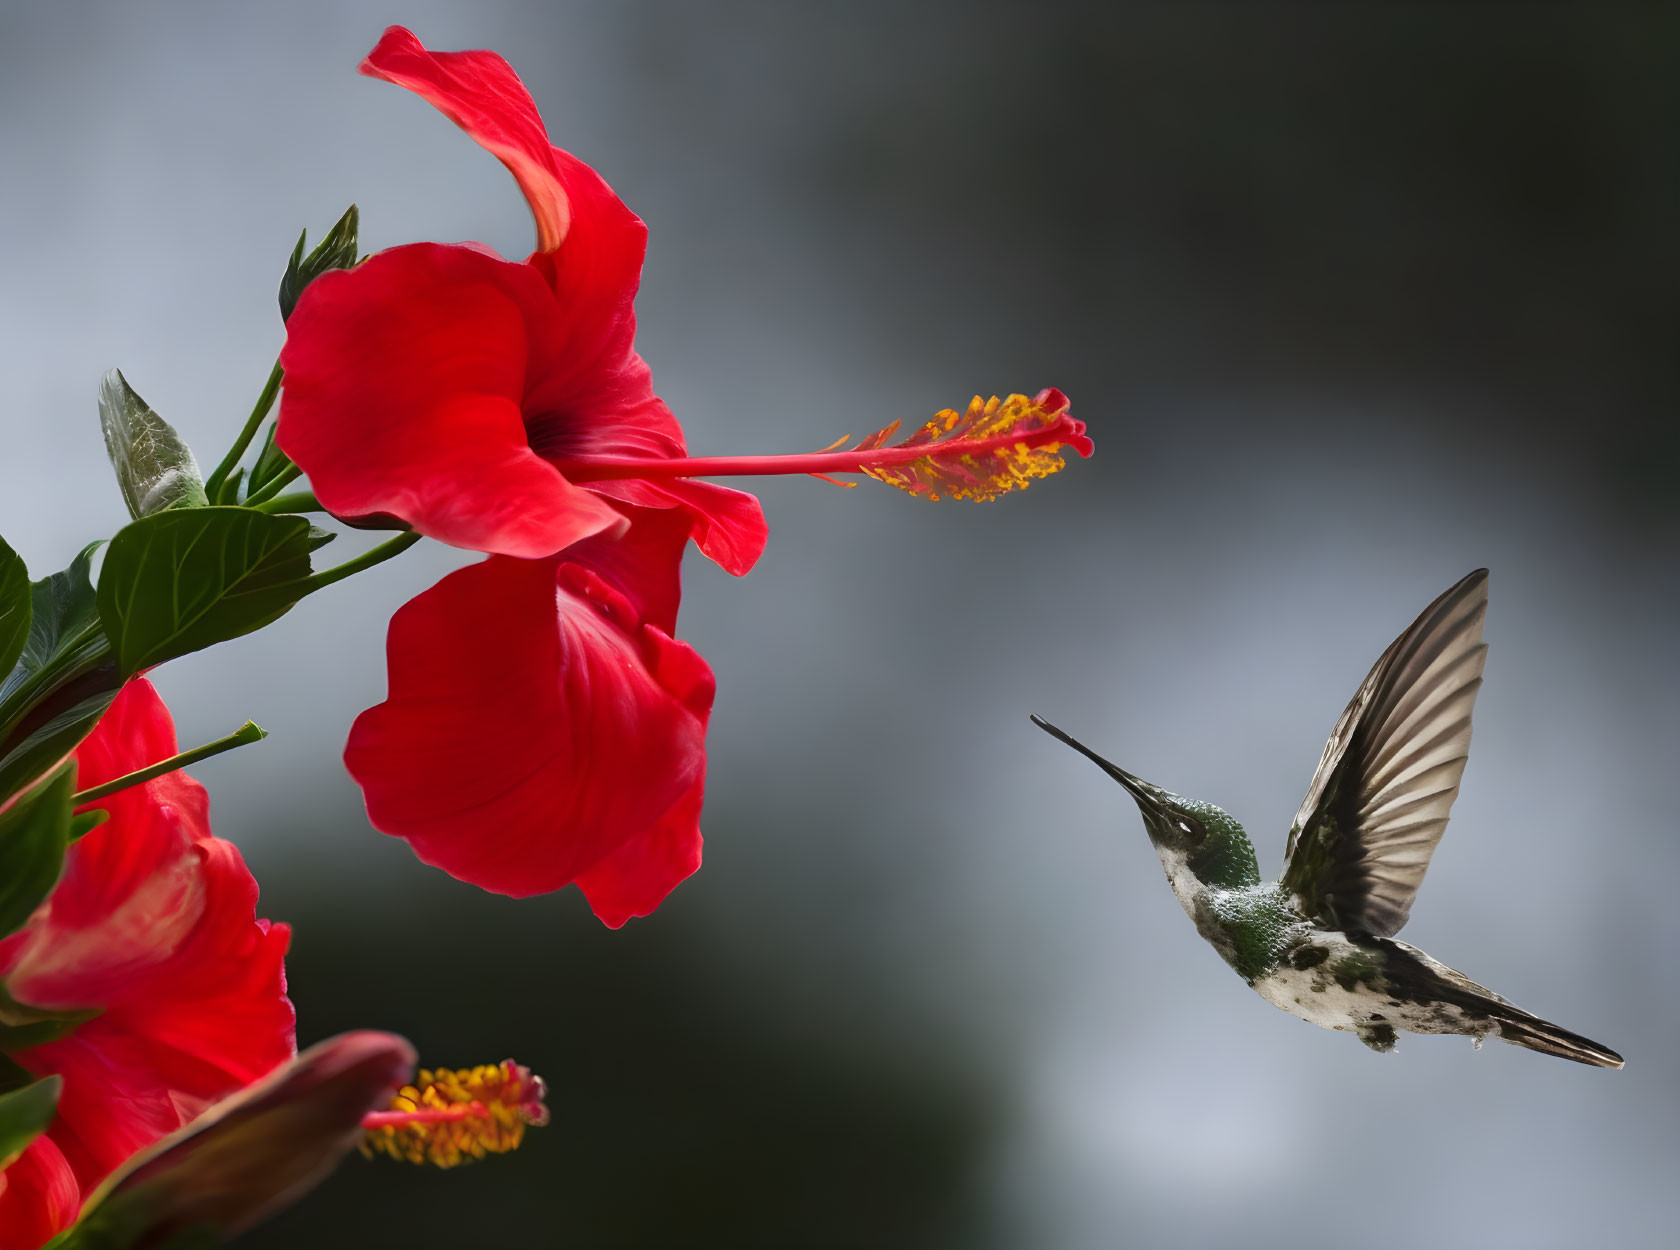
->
590, 478, 769, 577
69, 678, 178, 792
29, 904, 294, 1185
556, 503, 689, 637
11, 839, 294, 1185
0, 680, 205, 953
361, 28, 651, 407
278, 243, 628, 558
569, 566, 715, 927
0, 1137, 81, 1250
574, 775, 705, 929
0, 801, 205, 1009
361, 27, 647, 300
346, 547, 713, 903
361, 26, 573, 253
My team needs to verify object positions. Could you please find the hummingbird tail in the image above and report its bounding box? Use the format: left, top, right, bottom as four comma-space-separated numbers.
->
1494, 1013, 1624, 1069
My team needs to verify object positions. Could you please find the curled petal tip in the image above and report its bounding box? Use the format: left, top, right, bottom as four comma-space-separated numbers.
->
1031, 387, 1092, 458
359, 26, 572, 251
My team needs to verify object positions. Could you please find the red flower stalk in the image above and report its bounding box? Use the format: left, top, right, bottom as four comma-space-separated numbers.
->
0, 680, 294, 1250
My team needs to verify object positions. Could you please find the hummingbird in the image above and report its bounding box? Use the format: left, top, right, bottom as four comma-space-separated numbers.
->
1035, 569, 1623, 1068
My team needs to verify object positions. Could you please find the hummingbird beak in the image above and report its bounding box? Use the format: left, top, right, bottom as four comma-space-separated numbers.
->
1030, 715, 1171, 818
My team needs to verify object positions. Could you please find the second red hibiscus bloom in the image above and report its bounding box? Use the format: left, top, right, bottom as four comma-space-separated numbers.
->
0, 681, 294, 1249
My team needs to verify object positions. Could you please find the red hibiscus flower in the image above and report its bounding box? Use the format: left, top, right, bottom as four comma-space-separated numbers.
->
0, 680, 295, 1250
345, 506, 711, 925
277, 25, 768, 572
277, 28, 1089, 921
278, 29, 1086, 560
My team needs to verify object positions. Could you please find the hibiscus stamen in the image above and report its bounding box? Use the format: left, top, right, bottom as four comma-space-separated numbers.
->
552, 389, 1093, 503
360, 1059, 548, 1167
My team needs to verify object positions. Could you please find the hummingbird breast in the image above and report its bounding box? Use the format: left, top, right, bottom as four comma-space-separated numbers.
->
1180, 879, 1309, 984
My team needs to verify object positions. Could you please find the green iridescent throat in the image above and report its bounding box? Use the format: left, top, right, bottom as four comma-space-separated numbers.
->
1174, 801, 1307, 982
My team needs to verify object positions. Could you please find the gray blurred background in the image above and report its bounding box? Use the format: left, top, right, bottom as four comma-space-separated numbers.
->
1, 2, 1675, 1246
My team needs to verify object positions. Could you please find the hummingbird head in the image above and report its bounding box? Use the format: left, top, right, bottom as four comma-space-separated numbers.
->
1032, 715, 1260, 891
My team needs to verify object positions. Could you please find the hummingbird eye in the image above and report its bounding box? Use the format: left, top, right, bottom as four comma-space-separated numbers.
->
1173, 813, 1206, 843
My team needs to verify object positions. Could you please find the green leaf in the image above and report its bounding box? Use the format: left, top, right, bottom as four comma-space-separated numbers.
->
0, 1073, 61, 1168
97, 508, 315, 676
0, 536, 30, 685
0, 547, 117, 803
0, 689, 119, 810
0, 761, 75, 941
97, 370, 208, 520
278, 204, 358, 322
0, 544, 104, 711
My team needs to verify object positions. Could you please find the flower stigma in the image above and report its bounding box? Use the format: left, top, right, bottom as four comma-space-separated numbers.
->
360, 1059, 549, 1167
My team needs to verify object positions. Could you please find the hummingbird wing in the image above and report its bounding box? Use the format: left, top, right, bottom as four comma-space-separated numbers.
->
1280, 569, 1489, 937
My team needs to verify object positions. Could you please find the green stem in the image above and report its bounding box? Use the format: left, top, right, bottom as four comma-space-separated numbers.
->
252, 489, 321, 515
71, 720, 267, 806
303, 531, 421, 594
206, 359, 283, 503
243, 464, 303, 506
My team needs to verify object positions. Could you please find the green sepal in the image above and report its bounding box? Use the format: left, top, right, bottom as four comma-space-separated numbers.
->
0, 537, 30, 685
97, 508, 315, 677
305, 526, 336, 553
278, 204, 358, 322
0, 1072, 61, 1168
48, 1031, 412, 1250
0, 761, 76, 941
0, 545, 120, 805
0, 982, 99, 1052
70, 808, 109, 840
245, 426, 294, 497
50, 1210, 220, 1250
97, 371, 208, 520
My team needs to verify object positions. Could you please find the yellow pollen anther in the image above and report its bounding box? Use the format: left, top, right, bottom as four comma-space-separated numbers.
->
854, 391, 1090, 503
361, 1059, 549, 1168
